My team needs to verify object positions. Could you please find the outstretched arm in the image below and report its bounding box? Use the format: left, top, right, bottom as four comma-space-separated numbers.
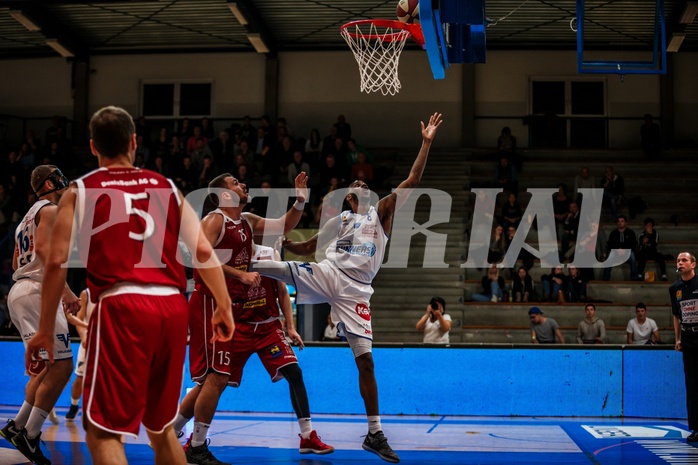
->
283, 215, 340, 257
246, 172, 309, 237
376, 112, 443, 235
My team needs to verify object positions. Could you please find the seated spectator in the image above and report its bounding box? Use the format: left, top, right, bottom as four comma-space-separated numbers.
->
500, 192, 522, 230
636, 217, 668, 281
576, 303, 606, 344
505, 224, 534, 272
512, 266, 536, 302
346, 138, 372, 166
236, 164, 253, 188
552, 183, 571, 237
560, 201, 580, 262
493, 156, 517, 195
542, 265, 567, 303
497, 126, 517, 154
566, 265, 587, 303
318, 154, 345, 191
287, 150, 310, 187
305, 128, 324, 167
200, 116, 214, 140
321, 313, 344, 341
488, 225, 507, 264
601, 165, 624, 221
211, 130, 236, 172
350, 152, 374, 184
135, 135, 150, 164
415, 296, 451, 344
198, 155, 218, 188
152, 127, 170, 160
190, 137, 214, 171
186, 126, 208, 155
602, 215, 639, 281
314, 194, 340, 227
335, 114, 352, 140
573, 166, 596, 205
472, 264, 505, 303
627, 302, 661, 345
529, 307, 564, 344
576, 221, 607, 282
173, 155, 198, 194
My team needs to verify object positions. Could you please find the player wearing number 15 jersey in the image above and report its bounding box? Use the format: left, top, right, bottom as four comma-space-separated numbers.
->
28, 106, 233, 465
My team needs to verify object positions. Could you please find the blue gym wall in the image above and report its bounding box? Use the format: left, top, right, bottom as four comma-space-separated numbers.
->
0, 342, 685, 419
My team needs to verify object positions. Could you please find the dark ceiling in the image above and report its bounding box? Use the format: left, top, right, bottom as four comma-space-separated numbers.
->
0, 0, 696, 59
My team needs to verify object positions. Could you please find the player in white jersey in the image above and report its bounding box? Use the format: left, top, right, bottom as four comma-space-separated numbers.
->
1, 165, 80, 465
65, 289, 91, 421
251, 112, 443, 463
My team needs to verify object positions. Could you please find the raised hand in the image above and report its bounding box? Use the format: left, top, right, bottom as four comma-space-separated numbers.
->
294, 172, 309, 203
421, 112, 443, 142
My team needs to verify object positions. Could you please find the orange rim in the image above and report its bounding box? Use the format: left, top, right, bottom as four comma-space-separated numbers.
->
340, 19, 424, 46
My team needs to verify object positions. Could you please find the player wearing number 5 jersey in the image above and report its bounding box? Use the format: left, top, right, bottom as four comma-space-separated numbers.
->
173, 171, 308, 465
1, 165, 80, 465
27, 106, 232, 465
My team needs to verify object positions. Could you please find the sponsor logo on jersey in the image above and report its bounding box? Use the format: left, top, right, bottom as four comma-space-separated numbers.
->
355, 303, 371, 321
248, 285, 267, 300
57, 333, 70, 348
362, 225, 378, 238
677, 290, 682, 300
681, 299, 698, 324
270, 345, 282, 358
235, 248, 250, 265
243, 297, 267, 309
341, 214, 351, 224
149, 178, 159, 185
336, 240, 376, 257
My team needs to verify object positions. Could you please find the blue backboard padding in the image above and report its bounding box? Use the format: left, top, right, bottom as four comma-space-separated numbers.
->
0, 342, 685, 418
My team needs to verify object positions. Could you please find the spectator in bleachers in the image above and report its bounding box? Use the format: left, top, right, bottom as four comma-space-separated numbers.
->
500, 192, 522, 230
641, 113, 661, 159
318, 154, 345, 192
18, 143, 36, 171
566, 265, 587, 303
496, 126, 521, 172
350, 152, 374, 185
253, 127, 273, 164
576, 220, 607, 282
168, 134, 184, 161
321, 313, 342, 342
152, 127, 170, 160
186, 126, 208, 155
493, 156, 517, 195
472, 264, 506, 303
322, 124, 339, 157
150, 155, 169, 177
44, 115, 63, 145
346, 138, 372, 166
304, 129, 324, 171
512, 266, 535, 302
529, 307, 564, 344
173, 155, 197, 194
238, 115, 256, 147
135, 116, 152, 147
287, 150, 310, 187
190, 136, 214, 171
210, 130, 235, 173
200, 117, 214, 140
636, 217, 668, 281
553, 183, 571, 237
542, 265, 567, 303
178, 117, 192, 144
601, 165, 624, 221
488, 225, 507, 264
560, 201, 580, 262
627, 302, 661, 345
197, 155, 218, 188
236, 164, 254, 189
505, 224, 534, 272
416, 296, 451, 344
573, 166, 595, 205
335, 114, 352, 141
24, 129, 41, 154
135, 135, 150, 164
576, 303, 606, 344
602, 215, 638, 281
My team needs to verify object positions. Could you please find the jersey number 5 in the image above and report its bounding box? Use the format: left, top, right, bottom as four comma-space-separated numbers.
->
124, 192, 155, 242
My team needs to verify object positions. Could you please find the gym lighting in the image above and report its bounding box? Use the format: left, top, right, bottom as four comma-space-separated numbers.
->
666, 33, 686, 52
247, 33, 269, 53
9, 10, 41, 32
680, 1, 698, 24
46, 39, 75, 58
228, 2, 248, 26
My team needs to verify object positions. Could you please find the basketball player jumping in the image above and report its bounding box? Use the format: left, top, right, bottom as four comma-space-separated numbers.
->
251, 112, 443, 463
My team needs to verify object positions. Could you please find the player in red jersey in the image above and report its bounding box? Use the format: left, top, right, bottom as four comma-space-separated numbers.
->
173, 171, 309, 465
27, 106, 233, 465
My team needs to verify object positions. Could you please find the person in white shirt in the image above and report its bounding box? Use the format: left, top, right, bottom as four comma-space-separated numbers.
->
627, 302, 661, 345
322, 313, 342, 341
416, 297, 451, 344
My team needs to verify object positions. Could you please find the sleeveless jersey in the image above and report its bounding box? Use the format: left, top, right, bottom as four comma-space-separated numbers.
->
13, 199, 53, 282
236, 245, 280, 323
325, 206, 388, 283
75, 167, 186, 300
194, 210, 253, 299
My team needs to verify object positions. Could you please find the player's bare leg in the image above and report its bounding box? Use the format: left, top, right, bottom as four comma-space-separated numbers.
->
172, 384, 201, 437
148, 425, 186, 465
356, 353, 400, 463
32, 359, 72, 415
185, 372, 231, 465
85, 421, 127, 465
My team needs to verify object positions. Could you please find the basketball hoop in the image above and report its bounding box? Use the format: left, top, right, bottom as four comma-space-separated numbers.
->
340, 19, 424, 96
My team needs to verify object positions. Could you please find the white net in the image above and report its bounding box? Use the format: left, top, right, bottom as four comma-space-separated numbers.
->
341, 22, 412, 96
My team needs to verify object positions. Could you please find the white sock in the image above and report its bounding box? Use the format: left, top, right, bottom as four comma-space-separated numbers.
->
173, 412, 191, 436
298, 417, 312, 439
191, 421, 210, 447
25, 407, 49, 439
71, 398, 80, 407
14, 401, 33, 429
368, 415, 382, 434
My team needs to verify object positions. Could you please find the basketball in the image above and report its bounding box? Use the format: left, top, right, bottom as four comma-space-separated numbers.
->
396, 0, 419, 23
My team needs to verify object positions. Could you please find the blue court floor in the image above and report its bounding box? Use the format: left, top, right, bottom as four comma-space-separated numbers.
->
0, 406, 694, 465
